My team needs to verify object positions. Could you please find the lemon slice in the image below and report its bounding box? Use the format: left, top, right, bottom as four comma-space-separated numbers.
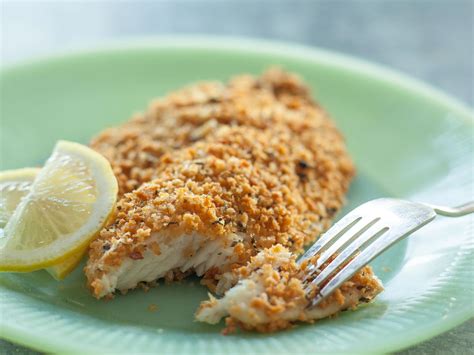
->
0, 168, 88, 279
0, 141, 117, 272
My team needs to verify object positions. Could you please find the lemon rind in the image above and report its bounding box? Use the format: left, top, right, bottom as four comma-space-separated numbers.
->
0, 141, 118, 271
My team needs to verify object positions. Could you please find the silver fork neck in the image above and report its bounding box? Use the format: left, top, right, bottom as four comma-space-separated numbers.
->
427, 201, 474, 217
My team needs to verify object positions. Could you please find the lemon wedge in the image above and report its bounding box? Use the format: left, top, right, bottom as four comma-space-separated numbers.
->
0, 167, 89, 279
0, 141, 117, 272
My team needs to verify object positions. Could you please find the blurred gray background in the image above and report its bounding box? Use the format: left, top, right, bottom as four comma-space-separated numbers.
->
1, 0, 473, 354
1, 0, 473, 105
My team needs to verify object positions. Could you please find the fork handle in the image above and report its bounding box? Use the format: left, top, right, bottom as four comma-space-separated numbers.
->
427, 201, 474, 217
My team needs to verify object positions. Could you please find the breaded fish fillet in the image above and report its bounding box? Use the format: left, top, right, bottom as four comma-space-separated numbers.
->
195, 245, 383, 333
85, 69, 355, 299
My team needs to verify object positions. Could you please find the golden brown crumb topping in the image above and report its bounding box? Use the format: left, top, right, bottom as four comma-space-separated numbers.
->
91, 68, 351, 196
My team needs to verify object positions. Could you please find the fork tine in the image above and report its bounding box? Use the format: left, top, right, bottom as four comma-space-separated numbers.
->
297, 214, 362, 266
304, 224, 389, 290
313, 217, 379, 269
301, 216, 380, 282
302, 198, 438, 308
307, 211, 434, 308
298, 200, 388, 266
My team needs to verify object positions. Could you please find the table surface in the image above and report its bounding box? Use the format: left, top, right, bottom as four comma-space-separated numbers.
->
1, 1, 473, 353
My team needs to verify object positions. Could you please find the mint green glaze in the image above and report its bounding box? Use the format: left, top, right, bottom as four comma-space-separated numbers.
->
0, 38, 472, 354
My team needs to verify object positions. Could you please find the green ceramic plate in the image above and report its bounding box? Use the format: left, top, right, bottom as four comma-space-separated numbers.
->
0, 37, 473, 354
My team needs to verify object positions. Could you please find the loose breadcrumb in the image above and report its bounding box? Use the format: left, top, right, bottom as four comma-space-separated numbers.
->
147, 304, 159, 312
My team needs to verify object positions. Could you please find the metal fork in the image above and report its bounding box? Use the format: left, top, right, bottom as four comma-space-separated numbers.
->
298, 198, 474, 308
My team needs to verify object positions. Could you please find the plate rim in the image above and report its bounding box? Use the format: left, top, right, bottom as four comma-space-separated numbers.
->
0, 35, 473, 354
1, 35, 473, 119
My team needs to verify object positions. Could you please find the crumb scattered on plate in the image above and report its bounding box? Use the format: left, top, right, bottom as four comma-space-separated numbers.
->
148, 303, 158, 312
